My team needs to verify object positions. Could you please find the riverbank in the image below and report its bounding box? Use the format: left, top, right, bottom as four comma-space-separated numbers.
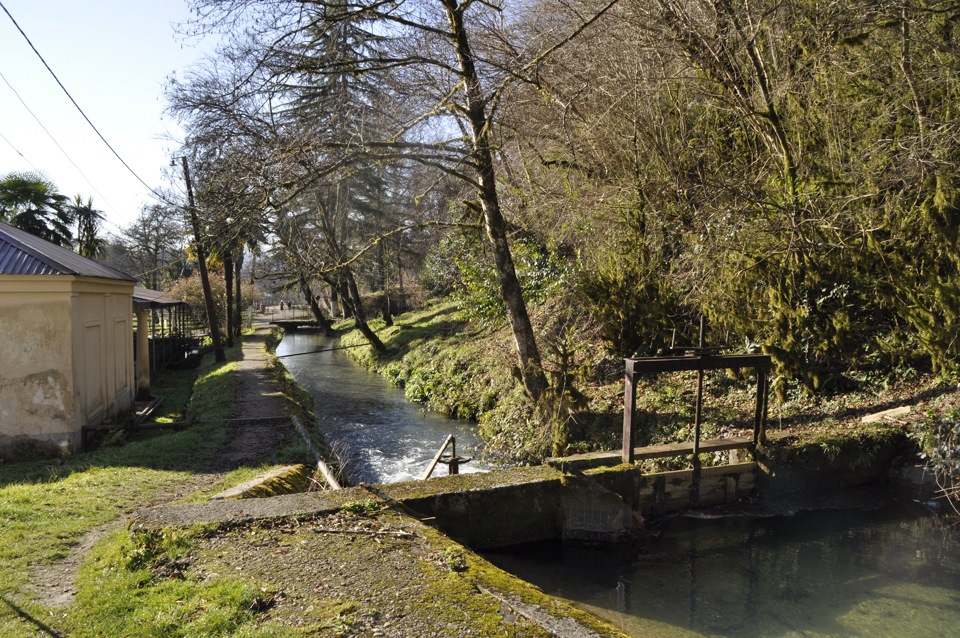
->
336, 300, 959, 483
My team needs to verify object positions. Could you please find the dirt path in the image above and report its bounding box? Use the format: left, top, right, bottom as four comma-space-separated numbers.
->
210, 327, 294, 470
28, 326, 296, 608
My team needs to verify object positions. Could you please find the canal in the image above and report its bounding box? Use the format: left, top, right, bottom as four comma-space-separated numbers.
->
277, 331, 490, 484
486, 497, 960, 637
278, 330, 960, 636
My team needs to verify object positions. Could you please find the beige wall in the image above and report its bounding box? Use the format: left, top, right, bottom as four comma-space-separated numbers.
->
0, 276, 134, 459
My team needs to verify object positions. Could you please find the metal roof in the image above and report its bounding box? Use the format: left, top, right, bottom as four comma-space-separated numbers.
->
0, 221, 136, 281
133, 286, 184, 307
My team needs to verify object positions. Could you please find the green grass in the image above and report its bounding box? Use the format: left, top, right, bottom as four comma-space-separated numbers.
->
340, 300, 511, 421
0, 341, 252, 637
63, 525, 298, 638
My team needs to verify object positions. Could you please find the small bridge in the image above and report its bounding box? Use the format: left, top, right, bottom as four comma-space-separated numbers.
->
271, 319, 319, 331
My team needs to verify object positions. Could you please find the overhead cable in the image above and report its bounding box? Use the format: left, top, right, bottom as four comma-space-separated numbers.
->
0, 67, 121, 216
0, 0, 169, 206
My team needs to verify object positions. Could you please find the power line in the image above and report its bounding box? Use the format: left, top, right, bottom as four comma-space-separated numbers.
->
0, 126, 39, 172
0, 0, 168, 205
0, 67, 121, 216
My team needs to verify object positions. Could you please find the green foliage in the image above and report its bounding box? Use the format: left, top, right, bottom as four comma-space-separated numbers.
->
0, 171, 72, 247
435, 547, 468, 573
420, 229, 573, 328
69, 195, 107, 259
913, 409, 960, 502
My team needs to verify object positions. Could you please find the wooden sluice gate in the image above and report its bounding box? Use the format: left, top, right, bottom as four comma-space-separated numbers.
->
550, 318, 772, 507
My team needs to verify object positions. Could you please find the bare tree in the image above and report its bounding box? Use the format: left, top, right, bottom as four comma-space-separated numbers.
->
179, 0, 621, 399
109, 204, 187, 289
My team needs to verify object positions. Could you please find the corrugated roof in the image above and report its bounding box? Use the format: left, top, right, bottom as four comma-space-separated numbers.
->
0, 221, 136, 281
133, 286, 184, 307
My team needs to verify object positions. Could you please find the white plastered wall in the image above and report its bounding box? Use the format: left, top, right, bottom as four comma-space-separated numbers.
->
0, 275, 134, 459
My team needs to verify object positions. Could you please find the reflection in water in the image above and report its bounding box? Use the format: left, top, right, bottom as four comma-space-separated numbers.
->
277, 331, 490, 484
486, 501, 960, 637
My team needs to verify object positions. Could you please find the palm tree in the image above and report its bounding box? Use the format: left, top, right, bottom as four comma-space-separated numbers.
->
69, 195, 107, 259
0, 172, 72, 246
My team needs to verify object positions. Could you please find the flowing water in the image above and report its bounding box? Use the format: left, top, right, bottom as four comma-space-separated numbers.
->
277, 331, 490, 484
486, 498, 960, 637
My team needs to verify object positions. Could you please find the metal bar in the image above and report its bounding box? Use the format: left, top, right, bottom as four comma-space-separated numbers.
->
422, 434, 455, 480
622, 360, 637, 463
625, 353, 772, 373
691, 317, 706, 507
693, 317, 705, 460
291, 415, 341, 490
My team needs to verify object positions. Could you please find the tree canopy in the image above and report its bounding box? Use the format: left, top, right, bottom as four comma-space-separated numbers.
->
161, 0, 960, 394
0, 172, 72, 247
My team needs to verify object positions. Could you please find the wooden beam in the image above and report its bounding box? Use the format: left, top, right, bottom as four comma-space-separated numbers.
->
626, 353, 772, 374
632, 436, 753, 461
549, 436, 755, 470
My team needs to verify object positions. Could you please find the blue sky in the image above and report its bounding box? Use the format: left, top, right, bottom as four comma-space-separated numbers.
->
0, 0, 215, 233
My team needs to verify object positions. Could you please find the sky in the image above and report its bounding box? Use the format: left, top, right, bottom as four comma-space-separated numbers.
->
0, 0, 218, 235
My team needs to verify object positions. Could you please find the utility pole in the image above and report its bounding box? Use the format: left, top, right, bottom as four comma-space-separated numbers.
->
181, 156, 225, 363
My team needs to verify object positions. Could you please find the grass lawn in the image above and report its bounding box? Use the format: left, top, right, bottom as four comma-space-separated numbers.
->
0, 336, 296, 637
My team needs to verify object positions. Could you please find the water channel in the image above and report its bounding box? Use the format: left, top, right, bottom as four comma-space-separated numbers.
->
487, 498, 960, 637
277, 331, 490, 484
278, 331, 960, 635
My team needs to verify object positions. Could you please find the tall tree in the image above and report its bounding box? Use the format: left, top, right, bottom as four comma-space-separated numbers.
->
69, 195, 107, 259
182, 0, 618, 399
111, 204, 187, 289
0, 172, 72, 247
181, 156, 226, 363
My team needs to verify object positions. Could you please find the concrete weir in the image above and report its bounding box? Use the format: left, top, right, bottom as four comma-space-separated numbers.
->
135, 461, 757, 549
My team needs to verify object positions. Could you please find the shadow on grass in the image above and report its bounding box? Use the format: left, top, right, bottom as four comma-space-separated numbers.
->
378, 307, 470, 362
1, 595, 63, 637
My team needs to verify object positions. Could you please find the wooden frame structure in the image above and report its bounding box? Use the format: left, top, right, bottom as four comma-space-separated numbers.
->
622, 353, 772, 464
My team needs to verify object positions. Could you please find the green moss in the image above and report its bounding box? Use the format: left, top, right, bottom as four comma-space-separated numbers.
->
760, 422, 910, 470
239, 464, 313, 498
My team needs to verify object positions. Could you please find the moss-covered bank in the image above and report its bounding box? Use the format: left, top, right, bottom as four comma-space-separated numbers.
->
337, 300, 625, 463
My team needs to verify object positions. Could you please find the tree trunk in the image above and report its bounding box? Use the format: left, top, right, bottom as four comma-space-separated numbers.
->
234, 249, 244, 336
182, 157, 225, 363
382, 294, 393, 327
442, 1, 547, 400
300, 275, 335, 336
330, 287, 342, 318
328, 271, 386, 353
224, 253, 235, 347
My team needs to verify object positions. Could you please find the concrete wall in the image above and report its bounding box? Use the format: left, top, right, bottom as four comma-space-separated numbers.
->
0, 275, 134, 459
380, 463, 758, 549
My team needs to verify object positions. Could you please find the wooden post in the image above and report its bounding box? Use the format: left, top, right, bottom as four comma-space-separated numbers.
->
622, 360, 637, 463
136, 306, 151, 399
691, 317, 705, 506
754, 370, 768, 446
